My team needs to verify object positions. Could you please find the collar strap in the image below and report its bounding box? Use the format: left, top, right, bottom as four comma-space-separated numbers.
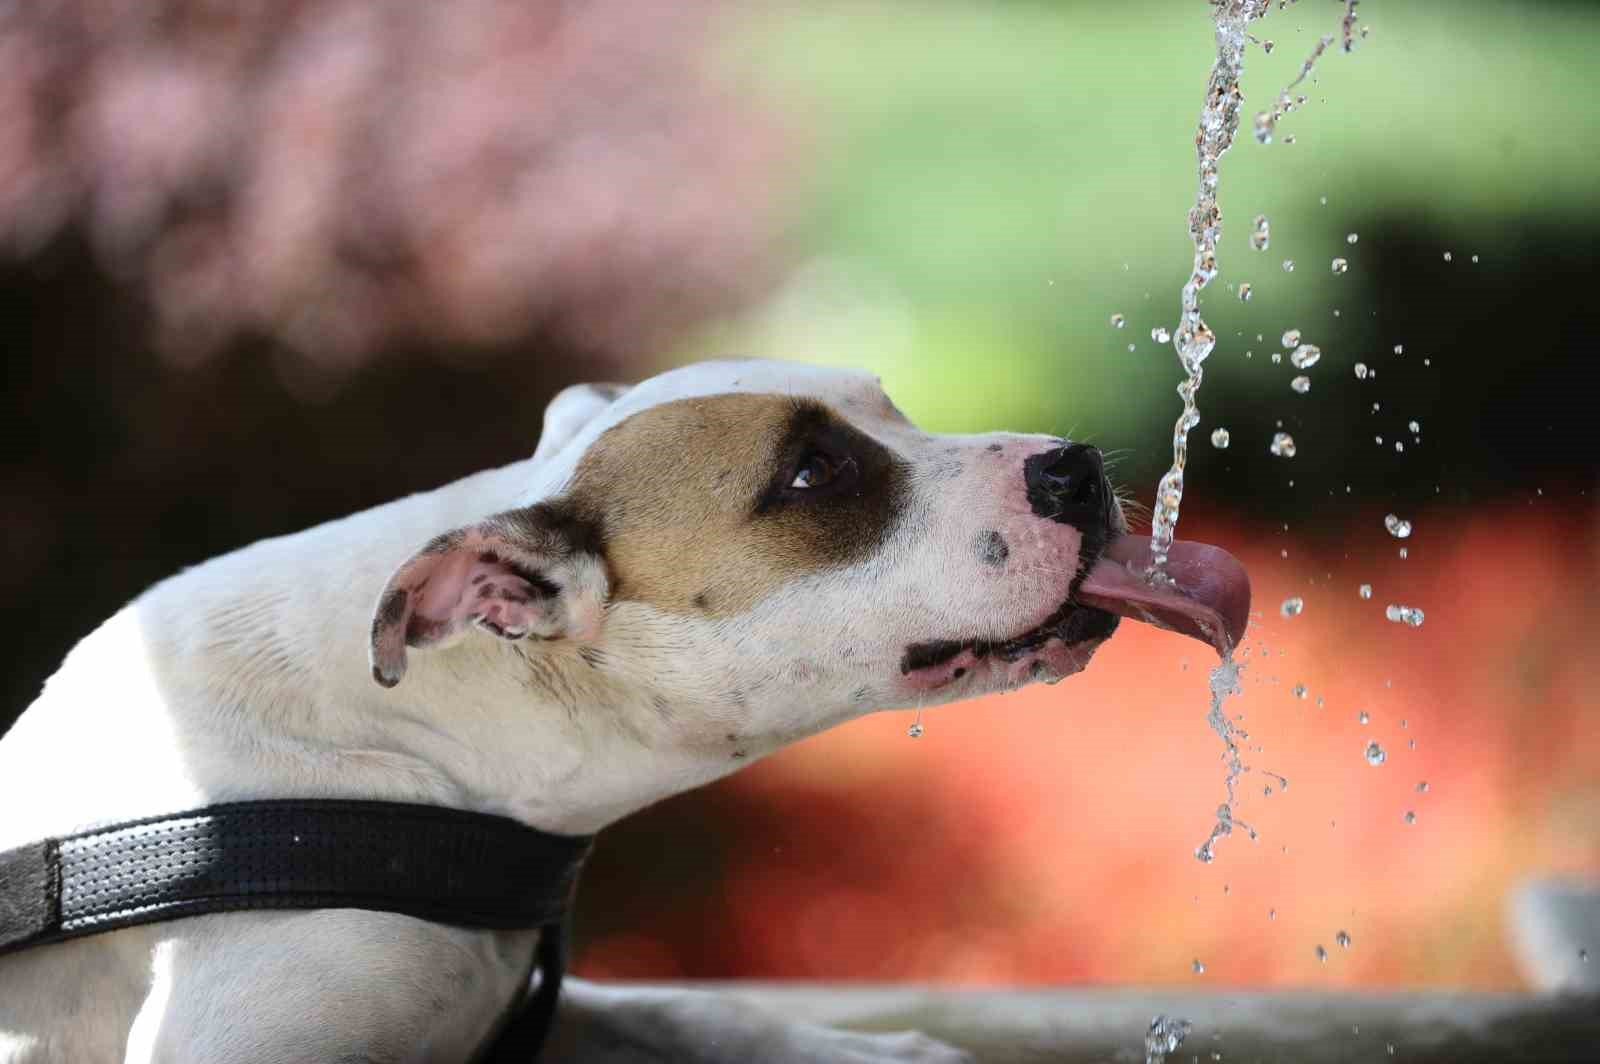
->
0, 800, 594, 1059
0, 799, 593, 953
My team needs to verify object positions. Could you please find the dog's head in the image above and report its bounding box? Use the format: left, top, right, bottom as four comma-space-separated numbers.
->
368, 360, 1248, 749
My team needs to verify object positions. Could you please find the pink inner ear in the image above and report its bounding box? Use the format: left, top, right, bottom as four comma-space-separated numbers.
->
410, 552, 549, 643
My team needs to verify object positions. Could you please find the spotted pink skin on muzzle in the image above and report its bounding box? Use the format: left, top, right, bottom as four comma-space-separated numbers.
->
893, 436, 1112, 697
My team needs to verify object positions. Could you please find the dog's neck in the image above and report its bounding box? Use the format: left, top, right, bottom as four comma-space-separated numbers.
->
0, 460, 767, 845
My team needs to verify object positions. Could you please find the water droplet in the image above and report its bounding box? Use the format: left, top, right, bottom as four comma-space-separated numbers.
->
1269, 432, 1297, 457
1284, 134, 1297, 145
1315, 944, 1329, 963
1384, 514, 1413, 539
1281, 329, 1301, 347
1581, 948, 1590, 964
1331, 257, 1349, 274
1336, 930, 1352, 949
1408, 420, 1420, 433
1395, 440, 1405, 453
1282, 259, 1295, 272
1251, 214, 1271, 251
1111, 313, 1127, 329
1358, 710, 1369, 724
1359, 583, 1373, 599
1280, 596, 1305, 617
1152, 326, 1172, 344
1472, 253, 1480, 263
1364, 740, 1387, 766
1211, 427, 1231, 449
1290, 344, 1322, 369
1192, 958, 1206, 975
1129, 344, 1137, 352
1354, 362, 1368, 379
1403, 810, 1417, 824
907, 722, 924, 738
1346, 232, 1359, 244
1388, 1044, 1397, 1056
1398, 547, 1409, 560
1443, 251, 1453, 262
1270, 351, 1282, 364
1385, 604, 1425, 627
1238, 282, 1253, 302
1416, 780, 1429, 793
1262, 39, 1275, 53
1393, 344, 1404, 355
1290, 375, 1311, 394
1268, 908, 1277, 920
1292, 683, 1308, 699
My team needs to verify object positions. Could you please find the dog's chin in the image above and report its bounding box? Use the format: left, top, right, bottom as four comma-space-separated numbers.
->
897, 600, 1120, 697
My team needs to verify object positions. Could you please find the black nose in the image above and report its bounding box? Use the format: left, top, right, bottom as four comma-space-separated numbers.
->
1024, 443, 1110, 527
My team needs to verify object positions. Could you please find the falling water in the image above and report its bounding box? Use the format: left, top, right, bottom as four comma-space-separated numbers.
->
1141, 1, 1367, 867
1194, 653, 1257, 863
1148, 0, 1360, 575
1143, 0, 1269, 582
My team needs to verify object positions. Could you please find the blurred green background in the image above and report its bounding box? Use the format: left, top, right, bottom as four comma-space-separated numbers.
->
690, 0, 1599, 510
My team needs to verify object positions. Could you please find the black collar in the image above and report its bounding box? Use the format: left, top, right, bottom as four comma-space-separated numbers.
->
0, 799, 594, 1060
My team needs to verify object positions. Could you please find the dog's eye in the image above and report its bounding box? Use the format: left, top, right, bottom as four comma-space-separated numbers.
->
790, 452, 842, 490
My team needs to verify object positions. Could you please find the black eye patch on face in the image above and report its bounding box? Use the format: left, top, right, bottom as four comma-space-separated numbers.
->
751, 399, 909, 564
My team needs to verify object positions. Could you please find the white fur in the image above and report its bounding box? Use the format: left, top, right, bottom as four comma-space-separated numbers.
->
0, 360, 1117, 1063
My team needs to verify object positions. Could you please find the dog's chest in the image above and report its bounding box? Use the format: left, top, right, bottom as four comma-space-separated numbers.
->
0, 910, 540, 1063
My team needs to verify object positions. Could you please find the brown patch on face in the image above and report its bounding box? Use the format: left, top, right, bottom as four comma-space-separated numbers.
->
564, 394, 906, 617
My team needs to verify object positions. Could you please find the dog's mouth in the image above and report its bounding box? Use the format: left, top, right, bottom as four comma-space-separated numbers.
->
899, 533, 1250, 692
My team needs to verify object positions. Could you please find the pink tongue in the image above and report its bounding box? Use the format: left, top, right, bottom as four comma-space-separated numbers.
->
1077, 535, 1251, 656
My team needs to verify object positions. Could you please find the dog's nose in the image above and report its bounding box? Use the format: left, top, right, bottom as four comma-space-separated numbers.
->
1024, 443, 1110, 526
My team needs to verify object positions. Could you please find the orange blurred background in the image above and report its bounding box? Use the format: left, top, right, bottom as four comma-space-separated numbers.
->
574, 501, 1600, 990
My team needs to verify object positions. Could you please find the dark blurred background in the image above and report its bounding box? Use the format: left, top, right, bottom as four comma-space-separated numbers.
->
3, 0, 1597, 988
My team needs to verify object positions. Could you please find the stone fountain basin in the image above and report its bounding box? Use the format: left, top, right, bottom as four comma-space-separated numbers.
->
683, 983, 1599, 1062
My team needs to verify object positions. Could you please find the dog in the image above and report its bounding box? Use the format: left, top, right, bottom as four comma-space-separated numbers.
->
0, 359, 1248, 1063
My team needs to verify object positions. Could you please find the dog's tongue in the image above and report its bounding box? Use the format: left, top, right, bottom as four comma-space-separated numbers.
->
1077, 535, 1251, 656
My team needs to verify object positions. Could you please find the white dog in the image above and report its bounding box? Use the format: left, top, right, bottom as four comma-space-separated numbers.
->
0, 359, 1247, 1063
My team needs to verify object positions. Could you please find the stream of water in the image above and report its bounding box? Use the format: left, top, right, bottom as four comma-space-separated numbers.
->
1146, 0, 1361, 866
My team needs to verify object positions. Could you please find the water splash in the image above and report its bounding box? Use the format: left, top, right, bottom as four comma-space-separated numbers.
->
1194, 655, 1258, 863
1145, 1015, 1193, 1064
1251, 0, 1360, 145
1144, 0, 1269, 581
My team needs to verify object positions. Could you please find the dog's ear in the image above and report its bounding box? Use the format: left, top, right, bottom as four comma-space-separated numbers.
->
368, 505, 607, 688
533, 382, 630, 463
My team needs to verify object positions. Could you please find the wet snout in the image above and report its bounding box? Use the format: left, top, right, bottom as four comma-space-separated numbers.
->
1023, 442, 1114, 532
